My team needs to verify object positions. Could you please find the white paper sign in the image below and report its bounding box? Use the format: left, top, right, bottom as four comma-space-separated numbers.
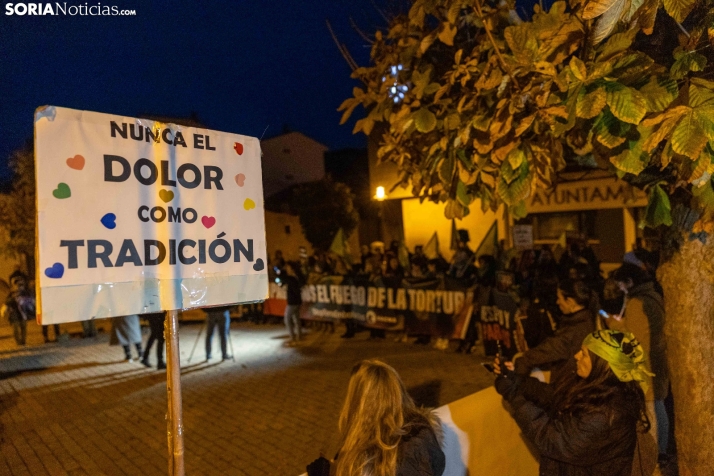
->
512, 225, 534, 250
34, 106, 268, 324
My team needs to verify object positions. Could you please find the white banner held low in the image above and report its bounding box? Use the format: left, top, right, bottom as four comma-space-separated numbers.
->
34, 106, 268, 324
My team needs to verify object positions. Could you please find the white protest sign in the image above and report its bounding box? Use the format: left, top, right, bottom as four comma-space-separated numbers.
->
511, 224, 534, 250
34, 106, 268, 324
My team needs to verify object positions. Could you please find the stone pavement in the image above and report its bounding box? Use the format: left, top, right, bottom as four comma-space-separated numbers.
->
0, 319, 494, 475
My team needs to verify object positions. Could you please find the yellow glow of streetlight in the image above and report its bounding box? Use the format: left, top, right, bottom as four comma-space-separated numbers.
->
375, 186, 386, 201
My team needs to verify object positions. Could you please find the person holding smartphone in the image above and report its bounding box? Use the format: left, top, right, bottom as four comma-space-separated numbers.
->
494, 330, 655, 475
513, 279, 595, 384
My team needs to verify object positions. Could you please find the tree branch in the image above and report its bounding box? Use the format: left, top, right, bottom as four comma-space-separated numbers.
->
472, 0, 522, 92
326, 20, 359, 71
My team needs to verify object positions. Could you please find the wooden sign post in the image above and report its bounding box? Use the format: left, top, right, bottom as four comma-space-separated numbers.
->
165, 310, 184, 475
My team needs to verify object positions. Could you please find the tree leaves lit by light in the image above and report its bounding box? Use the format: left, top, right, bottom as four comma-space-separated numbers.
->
338, 0, 714, 231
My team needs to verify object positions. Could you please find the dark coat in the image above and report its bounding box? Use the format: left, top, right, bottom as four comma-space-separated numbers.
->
396, 411, 445, 476
607, 282, 668, 400
4, 290, 35, 324
516, 308, 594, 384
497, 376, 638, 476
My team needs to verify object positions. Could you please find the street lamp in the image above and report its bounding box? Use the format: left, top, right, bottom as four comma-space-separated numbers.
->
375, 186, 386, 201
374, 186, 387, 241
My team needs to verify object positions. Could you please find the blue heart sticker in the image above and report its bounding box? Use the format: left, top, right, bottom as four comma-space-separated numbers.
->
101, 213, 117, 229
45, 263, 64, 279
253, 258, 265, 271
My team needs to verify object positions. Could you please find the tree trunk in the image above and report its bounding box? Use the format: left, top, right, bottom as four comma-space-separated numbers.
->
658, 237, 714, 476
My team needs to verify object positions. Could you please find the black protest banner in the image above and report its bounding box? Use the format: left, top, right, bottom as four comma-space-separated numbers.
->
298, 275, 474, 337
479, 289, 525, 359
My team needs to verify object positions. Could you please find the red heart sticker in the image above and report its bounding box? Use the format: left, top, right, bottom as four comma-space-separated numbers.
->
66, 155, 85, 170
201, 216, 216, 229
234, 142, 244, 155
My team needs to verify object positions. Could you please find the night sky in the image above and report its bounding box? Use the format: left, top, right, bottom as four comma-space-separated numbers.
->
0, 0, 394, 182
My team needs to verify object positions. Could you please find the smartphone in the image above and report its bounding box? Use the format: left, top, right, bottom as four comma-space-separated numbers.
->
598, 309, 609, 319
481, 362, 496, 373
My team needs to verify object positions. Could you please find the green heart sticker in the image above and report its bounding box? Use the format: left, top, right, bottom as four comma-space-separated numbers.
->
52, 183, 71, 199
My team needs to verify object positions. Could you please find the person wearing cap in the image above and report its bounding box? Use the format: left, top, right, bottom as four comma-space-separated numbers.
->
494, 330, 654, 475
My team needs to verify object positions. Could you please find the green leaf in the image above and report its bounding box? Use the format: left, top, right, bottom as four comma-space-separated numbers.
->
457, 149, 473, 168
606, 83, 647, 124
569, 57, 587, 81
456, 181, 473, 206
511, 200, 528, 219
595, 111, 632, 148
663, 0, 696, 22
671, 112, 708, 159
597, 30, 636, 61
688, 84, 714, 108
670, 50, 707, 80
445, 199, 469, 219
413, 108, 437, 133
507, 147, 526, 170
610, 138, 649, 174
638, 77, 679, 113
446, 113, 461, 130
472, 115, 491, 132
576, 87, 607, 119
439, 155, 455, 184
640, 184, 673, 228
497, 162, 531, 205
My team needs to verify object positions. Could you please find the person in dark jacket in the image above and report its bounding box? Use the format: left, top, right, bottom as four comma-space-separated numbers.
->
281, 262, 303, 346
4, 271, 34, 346
495, 329, 653, 476
205, 305, 233, 361
141, 312, 166, 369
514, 279, 595, 384
308, 359, 444, 476
611, 263, 670, 460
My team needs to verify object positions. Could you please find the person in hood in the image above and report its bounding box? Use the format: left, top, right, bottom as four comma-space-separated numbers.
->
308, 359, 445, 476
514, 279, 595, 384
611, 262, 670, 462
495, 330, 653, 476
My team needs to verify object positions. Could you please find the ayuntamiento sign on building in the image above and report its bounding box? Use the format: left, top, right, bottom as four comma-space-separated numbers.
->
34, 106, 268, 324
526, 177, 648, 213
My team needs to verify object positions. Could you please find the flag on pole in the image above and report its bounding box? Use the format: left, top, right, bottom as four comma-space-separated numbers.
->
423, 232, 441, 259
398, 240, 410, 269
450, 219, 459, 251
329, 228, 352, 265
475, 221, 498, 258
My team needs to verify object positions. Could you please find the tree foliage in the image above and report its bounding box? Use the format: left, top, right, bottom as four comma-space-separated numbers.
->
291, 177, 360, 252
0, 141, 35, 264
339, 0, 714, 233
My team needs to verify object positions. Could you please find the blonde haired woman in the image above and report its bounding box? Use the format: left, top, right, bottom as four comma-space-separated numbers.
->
333, 359, 445, 476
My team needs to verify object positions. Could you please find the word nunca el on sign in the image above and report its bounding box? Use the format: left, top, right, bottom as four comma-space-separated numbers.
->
110, 121, 216, 150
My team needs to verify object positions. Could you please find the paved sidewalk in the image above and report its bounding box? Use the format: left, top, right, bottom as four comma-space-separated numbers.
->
0, 320, 493, 475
